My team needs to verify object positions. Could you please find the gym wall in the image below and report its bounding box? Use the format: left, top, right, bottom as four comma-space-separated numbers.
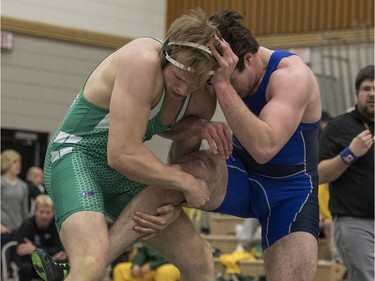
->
1, 0, 374, 164
1, 0, 170, 162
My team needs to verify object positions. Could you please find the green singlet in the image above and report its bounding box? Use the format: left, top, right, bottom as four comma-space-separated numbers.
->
45, 68, 191, 230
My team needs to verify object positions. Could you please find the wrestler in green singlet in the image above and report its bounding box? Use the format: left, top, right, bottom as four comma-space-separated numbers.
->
44, 85, 191, 230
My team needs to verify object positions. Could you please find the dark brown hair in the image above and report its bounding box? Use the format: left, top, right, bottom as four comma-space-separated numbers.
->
209, 9, 259, 71
355, 65, 374, 90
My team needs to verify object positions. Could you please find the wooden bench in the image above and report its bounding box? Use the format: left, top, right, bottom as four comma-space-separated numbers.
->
203, 234, 239, 253
210, 214, 244, 235
318, 238, 331, 260
214, 258, 346, 281
206, 233, 331, 259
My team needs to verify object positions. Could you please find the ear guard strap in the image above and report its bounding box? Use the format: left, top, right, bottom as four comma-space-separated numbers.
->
162, 40, 214, 75
168, 41, 212, 55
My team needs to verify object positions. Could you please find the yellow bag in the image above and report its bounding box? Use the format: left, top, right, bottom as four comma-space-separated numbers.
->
219, 250, 255, 274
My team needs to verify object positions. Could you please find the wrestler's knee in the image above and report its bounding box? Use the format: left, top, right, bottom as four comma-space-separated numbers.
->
176, 149, 227, 183
178, 239, 213, 275
173, 150, 228, 210
70, 249, 107, 279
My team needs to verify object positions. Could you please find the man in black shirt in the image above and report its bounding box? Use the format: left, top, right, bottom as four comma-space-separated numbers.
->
318, 65, 374, 281
15, 194, 67, 281
26, 166, 46, 214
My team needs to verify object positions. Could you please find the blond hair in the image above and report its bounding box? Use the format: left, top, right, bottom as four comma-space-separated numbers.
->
35, 194, 53, 210
162, 8, 221, 89
1, 149, 21, 174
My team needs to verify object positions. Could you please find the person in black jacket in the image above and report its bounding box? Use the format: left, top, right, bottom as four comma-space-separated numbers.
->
25, 166, 46, 214
318, 65, 374, 281
15, 194, 67, 281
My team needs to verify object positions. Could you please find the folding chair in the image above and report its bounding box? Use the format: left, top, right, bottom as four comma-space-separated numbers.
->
1, 241, 19, 281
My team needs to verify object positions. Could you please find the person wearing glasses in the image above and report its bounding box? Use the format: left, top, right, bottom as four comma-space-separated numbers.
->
318, 65, 374, 281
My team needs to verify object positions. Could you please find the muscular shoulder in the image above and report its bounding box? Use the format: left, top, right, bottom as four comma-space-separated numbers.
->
273, 55, 315, 86
117, 38, 164, 102
267, 57, 318, 104
268, 55, 321, 121
85, 38, 163, 107
116, 38, 163, 84
116, 38, 158, 66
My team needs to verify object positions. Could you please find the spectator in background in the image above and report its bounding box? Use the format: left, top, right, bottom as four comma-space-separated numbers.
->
318, 65, 374, 281
318, 110, 331, 137
317, 182, 336, 260
113, 243, 180, 281
318, 110, 336, 260
235, 218, 261, 252
1, 149, 29, 247
26, 166, 46, 214
15, 194, 67, 281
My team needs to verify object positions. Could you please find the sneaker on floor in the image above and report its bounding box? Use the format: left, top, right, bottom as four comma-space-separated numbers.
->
32, 248, 70, 281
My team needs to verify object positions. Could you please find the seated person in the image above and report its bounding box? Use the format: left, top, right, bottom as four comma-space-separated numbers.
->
113, 243, 180, 281
26, 166, 46, 214
15, 194, 67, 281
318, 183, 338, 261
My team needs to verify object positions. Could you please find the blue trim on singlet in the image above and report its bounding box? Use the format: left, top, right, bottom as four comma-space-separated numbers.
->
242, 50, 295, 115
214, 50, 320, 249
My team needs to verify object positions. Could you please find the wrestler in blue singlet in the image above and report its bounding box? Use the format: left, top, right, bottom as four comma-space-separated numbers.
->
214, 50, 320, 250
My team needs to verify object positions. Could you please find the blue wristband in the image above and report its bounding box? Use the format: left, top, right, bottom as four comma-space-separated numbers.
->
340, 147, 358, 165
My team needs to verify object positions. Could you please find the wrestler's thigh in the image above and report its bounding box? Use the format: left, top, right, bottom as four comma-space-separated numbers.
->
49, 154, 105, 230
249, 172, 319, 249
263, 232, 318, 281
176, 149, 229, 210
59, 211, 109, 272
143, 211, 214, 278
104, 192, 137, 221
212, 150, 254, 217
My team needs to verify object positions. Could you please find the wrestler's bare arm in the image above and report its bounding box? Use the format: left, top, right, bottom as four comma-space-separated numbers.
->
210, 41, 321, 163
105, 44, 210, 208
161, 86, 232, 162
